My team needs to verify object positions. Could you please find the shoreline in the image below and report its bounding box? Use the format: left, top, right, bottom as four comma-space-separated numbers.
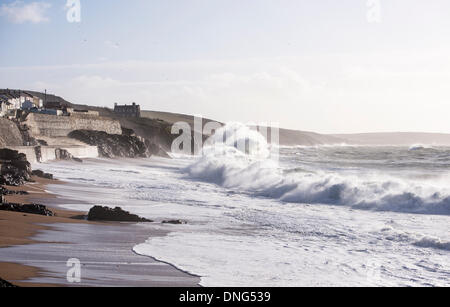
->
0, 176, 90, 286
0, 174, 200, 287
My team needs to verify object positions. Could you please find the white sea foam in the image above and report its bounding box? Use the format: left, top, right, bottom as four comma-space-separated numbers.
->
34, 128, 450, 287
413, 236, 450, 251
185, 124, 450, 215
409, 144, 434, 151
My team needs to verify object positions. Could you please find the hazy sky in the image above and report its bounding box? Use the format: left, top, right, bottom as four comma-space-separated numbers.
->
1, 0, 450, 133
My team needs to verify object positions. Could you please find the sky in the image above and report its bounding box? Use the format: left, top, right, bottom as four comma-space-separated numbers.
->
1, 0, 450, 134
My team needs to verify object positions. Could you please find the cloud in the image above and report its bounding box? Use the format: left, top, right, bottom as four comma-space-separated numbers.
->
0, 1, 51, 24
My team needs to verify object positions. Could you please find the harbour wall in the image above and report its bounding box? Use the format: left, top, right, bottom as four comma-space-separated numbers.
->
25, 113, 122, 138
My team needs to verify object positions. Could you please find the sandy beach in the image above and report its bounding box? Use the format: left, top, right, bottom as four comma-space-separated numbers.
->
0, 176, 200, 287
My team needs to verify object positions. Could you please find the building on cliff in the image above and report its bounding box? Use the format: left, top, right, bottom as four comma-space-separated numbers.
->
114, 102, 141, 118
0, 90, 43, 116
0, 100, 10, 117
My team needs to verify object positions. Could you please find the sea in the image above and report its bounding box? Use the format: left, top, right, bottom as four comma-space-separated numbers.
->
36, 124, 450, 286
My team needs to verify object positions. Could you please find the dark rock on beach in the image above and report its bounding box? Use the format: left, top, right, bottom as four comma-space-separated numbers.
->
1, 186, 29, 196
0, 148, 32, 186
0, 278, 18, 288
87, 206, 152, 222
68, 130, 150, 158
0, 202, 54, 216
31, 169, 54, 180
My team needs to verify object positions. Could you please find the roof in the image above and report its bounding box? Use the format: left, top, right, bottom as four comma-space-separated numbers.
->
0, 90, 35, 99
0, 94, 12, 101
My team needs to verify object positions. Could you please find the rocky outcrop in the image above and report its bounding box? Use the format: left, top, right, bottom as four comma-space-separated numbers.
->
145, 141, 171, 158
31, 169, 54, 180
55, 148, 82, 162
68, 130, 150, 158
0, 118, 23, 148
0, 149, 32, 186
116, 116, 177, 153
1, 186, 28, 196
0, 278, 17, 288
0, 203, 54, 216
55, 148, 72, 160
87, 206, 152, 222
16, 123, 38, 146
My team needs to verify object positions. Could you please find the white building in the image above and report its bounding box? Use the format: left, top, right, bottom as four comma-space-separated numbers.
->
0, 100, 9, 117
0, 90, 44, 116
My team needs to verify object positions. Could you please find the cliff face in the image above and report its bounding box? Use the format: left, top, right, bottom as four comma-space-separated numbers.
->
25, 113, 122, 138
67, 106, 179, 151
0, 118, 23, 148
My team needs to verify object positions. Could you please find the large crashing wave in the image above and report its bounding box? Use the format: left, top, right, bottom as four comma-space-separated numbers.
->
185, 123, 450, 215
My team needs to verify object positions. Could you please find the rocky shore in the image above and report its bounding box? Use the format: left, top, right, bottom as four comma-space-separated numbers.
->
0, 277, 17, 287
0, 149, 55, 218
87, 205, 152, 222
0, 203, 54, 216
68, 130, 151, 158
31, 170, 53, 180
0, 175, 199, 287
0, 149, 32, 186
1, 186, 28, 196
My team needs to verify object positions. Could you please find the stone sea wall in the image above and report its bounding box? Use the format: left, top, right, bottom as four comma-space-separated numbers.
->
9, 145, 99, 164
25, 113, 122, 138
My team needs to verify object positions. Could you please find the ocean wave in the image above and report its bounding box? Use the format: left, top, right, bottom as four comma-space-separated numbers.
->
108, 169, 141, 174
66, 177, 96, 182
409, 144, 433, 151
413, 236, 450, 251
277, 143, 363, 149
185, 124, 450, 216
188, 159, 450, 215
380, 226, 450, 251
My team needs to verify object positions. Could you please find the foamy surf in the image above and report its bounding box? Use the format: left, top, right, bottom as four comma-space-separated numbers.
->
35, 125, 450, 286
185, 124, 450, 215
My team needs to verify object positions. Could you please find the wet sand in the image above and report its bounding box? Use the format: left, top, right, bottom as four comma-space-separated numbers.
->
0, 176, 200, 287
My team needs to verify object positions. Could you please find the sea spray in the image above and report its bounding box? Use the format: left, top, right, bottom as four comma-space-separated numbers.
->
185, 125, 450, 215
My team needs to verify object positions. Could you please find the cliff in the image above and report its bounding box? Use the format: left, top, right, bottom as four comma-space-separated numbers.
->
332, 132, 450, 146
0, 118, 23, 148
6, 90, 450, 149
67, 106, 178, 151
277, 128, 347, 146
68, 130, 149, 158
33, 95, 348, 148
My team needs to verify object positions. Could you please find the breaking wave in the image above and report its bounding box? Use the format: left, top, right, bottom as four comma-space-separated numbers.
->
380, 226, 450, 251
185, 124, 450, 215
413, 236, 450, 251
409, 144, 435, 151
